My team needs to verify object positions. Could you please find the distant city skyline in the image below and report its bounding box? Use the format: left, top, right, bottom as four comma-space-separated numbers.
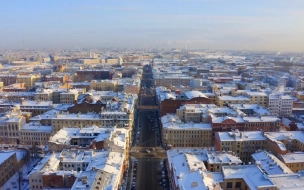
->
0, 0, 304, 52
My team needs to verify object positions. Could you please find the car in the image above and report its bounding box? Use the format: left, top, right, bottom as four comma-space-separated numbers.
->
146, 149, 150, 153
159, 182, 162, 186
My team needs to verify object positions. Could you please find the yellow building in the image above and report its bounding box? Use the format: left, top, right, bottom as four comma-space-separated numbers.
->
20, 122, 52, 146
215, 131, 267, 163
59, 89, 79, 103
161, 114, 212, 148
90, 79, 118, 91
51, 112, 101, 132
245, 91, 268, 107
296, 91, 304, 101
16, 74, 42, 89
278, 153, 304, 172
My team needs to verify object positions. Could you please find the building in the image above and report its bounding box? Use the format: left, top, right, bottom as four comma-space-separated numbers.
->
251, 151, 293, 175
215, 130, 267, 163
0, 150, 28, 187
50, 112, 101, 133
245, 91, 268, 107
161, 114, 212, 148
48, 126, 113, 152
278, 152, 304, 172
60, 89, 79, 104
0, 92, 35, 101
216, 96, 250, 107
90, 79, 118, 91
268, 94, 293, 117
221, 165, 276, 190
20, 122, 52, 146
176, 104, 217, 123
18, 99, 53, 116
16, 74, 42, 89
34, 89, 53, 101
2, 83, 26, 92
0, 110, 26, 145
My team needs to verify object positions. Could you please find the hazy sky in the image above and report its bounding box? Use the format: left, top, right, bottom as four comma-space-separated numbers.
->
0, 0, 304, 51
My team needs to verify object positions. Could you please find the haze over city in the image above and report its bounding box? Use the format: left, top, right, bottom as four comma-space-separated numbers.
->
1, 0, 304, 52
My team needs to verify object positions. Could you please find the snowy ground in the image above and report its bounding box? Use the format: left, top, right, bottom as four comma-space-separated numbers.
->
1, 157, 40, 190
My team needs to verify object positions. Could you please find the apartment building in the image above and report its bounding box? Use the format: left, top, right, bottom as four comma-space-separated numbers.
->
264, 131, 304, 157
167, 148, 239, 190
51, 112, 101, 132
34, 89, 53, 101
20, 122, 52, 146
215, 130, 267, 163
245, 91, 268, 107
2, 83, 26, 92
154, 74, 193, 87
60, 89, 79, 104
161, 114, 212, 147
176, 104, 217, 123
90, 79, 118, 91
278, 153, 304, 172
216, 96, 250, 106
252, 151, 293, 175
18, 99, 53, 116
268, 94, 293, 117
0, 92, 34, 101
48, 126, 114, 152
16, 74, 42, 89
0, 151, 19, 187
0, 110, 26, 145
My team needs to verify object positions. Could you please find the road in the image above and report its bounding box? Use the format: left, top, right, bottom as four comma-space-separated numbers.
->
127, 64, 170, 190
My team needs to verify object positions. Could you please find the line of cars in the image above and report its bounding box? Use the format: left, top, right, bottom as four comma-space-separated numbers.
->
131, 160, 138, 190
158, 160, 169, 190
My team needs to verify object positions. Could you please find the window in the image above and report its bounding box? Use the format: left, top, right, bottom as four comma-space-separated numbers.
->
235, 182, 241, 188
227, 182, 232, 188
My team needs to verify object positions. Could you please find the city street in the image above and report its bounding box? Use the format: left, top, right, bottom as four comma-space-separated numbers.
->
127, 64, 170, 190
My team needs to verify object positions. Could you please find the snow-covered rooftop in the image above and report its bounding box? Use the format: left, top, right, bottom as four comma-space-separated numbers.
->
252, 151, 293, 175
222, 165, 276, 189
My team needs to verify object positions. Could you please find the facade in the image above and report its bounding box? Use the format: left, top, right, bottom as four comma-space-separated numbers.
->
216, 96, 250, 106
268, 94, 293, 117
20, 122, 52, 146
161, 114, 212, 147
0, 110, 26, 145
0, 152, 19, 187
60, 89, 79, 104
19, 99, 53, 116
90, 80, 118, 91
50, 112, 101, 132
278, 153, 304, 172
215, 130, 267, 163
16, 74, 42, 89
2, 83, 26, 92
245, 91, 268, 107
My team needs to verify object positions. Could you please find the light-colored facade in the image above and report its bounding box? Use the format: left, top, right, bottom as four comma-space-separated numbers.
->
60, 89, 79, 104
0, 110, 26, 145
245, 91, 268, 107
176, 104, 217, 123
154, 75, 193, 87
90, 80, 118, 91
268, 94, 293, 117
215, 130, 267, 163
161, 114, 212, 147
51, 112, 101, 132
20, 122, 52, 146
16, 74, 42, 89
216, 96, 250, 106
